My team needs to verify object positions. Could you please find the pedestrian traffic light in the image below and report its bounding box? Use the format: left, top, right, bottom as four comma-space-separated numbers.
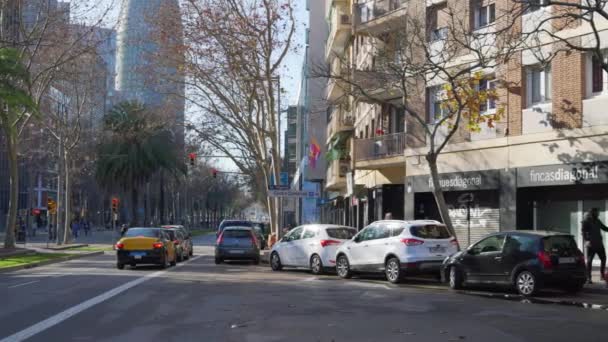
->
112, 198, 119, 212
188, 153, 196, 166
212, 168, 218, 178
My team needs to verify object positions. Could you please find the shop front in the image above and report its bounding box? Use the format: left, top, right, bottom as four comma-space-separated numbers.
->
406, 169, 514, 247
516, 162, 608, 249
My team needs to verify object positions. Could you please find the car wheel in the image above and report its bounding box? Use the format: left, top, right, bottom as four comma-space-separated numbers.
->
385, 257, 402, 284
310, 254, 323, 275
270, 252, 282, 271
116, 263, 124, 270
515, 270, 538, 296
449, 266, 464, 290
336, 255, 352, 279
214, 257, 222, 264
170, 253, 177, 267
159, 254, 167, 269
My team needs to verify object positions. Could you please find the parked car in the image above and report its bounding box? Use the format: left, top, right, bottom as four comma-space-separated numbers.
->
270, 224, 357, 274
165, 229, 189, 262
115, 227, 177, 269
442, 231, 586, 296
162, 225, 193, 258
217, 220, 254, 236
215, 227, 260, 264
335, 220, 459, 283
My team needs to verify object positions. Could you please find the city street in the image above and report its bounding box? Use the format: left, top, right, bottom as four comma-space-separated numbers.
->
0, 235, 606, 342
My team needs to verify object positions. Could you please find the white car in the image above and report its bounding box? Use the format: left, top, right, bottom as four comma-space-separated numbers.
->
335, 220, 459, 283
270, 224, 358, 274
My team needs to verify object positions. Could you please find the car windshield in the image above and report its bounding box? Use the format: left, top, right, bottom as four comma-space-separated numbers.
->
124, 228, 159, 238
410, 225, 451, 239
543, 235, 578, 255
326, 227, 357, 239
223, 229, 252, 238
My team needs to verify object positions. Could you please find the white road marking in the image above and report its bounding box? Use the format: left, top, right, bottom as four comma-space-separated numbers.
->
0, 255, 201, 342
8, 281, 39, 289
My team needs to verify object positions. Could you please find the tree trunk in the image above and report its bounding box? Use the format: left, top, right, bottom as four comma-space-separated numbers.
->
427, 153, 457, 239
159, 172, 165, 225
56, 139, 64, 245
63, 152, 71, 245
131, 186, 138, 227
3, 130, 18, 248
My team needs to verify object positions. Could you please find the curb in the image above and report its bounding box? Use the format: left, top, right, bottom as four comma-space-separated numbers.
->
0, 251, 104, 273
42, 244, 89, 251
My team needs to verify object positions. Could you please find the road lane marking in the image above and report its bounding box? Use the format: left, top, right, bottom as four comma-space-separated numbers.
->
0, 255, 201, 342
8, 281, 39, 289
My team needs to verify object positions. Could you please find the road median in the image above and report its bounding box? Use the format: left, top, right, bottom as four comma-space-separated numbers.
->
0, 251, 104, 273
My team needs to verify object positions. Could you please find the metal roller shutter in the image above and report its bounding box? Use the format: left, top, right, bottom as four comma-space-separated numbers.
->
446, 191, 500, 248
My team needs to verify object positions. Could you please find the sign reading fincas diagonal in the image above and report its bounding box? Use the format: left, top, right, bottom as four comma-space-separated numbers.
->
268, 189, 320, 198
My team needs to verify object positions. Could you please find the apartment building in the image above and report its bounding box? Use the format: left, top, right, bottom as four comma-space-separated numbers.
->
325, 0, 608, 248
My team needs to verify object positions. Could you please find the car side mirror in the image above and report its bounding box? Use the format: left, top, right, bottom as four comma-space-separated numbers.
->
353, 236, 361, 243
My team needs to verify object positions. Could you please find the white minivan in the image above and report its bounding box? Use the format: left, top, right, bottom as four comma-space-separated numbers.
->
270, 224, 357, 274
335, 220, 459, 283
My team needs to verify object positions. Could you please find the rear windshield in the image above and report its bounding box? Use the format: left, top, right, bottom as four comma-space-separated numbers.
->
166, 230, 176, 240
410, 225, 451, 239
223, 230, 252, 238
543, 236, 578, 254
220, 221, 253, 231
124, 228, 159, 238
326, 227, 357, 239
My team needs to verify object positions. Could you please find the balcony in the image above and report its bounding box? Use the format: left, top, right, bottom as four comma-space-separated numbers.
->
354, 0, 408, 36
326, 106, 354, 144
354, 132, 406, 169
352, 68, 402, 101
326, 57, 348, 102
326, 1, 352, 61
326, 158, 350, 191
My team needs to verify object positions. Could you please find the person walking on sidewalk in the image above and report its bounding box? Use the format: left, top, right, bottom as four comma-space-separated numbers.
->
582, 208, 608, 284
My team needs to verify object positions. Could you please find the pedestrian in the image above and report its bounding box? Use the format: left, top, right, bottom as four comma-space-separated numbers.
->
582, 208, 608, 284
84, 221, 90, 236
48, 223, 54, 241
71, 220, 80, 240
120, 224, 129, 237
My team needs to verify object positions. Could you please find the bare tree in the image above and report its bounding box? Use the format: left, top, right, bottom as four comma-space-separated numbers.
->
317, 1, 526, 237
180, 0, 297, 235
0, 1, 117, 247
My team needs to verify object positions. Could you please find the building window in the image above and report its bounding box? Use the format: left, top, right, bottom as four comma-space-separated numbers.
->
478, 78, 497, 113
526, 65, 551, 106
591, 53, 607, 94
427, 4, 448, 42
474, 0, 495, 29
427, 86, 447, 123
526, 0, 548, 13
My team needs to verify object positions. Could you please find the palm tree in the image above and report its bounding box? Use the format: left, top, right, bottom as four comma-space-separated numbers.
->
0, 48, 38, 248
96, 101, 185, 226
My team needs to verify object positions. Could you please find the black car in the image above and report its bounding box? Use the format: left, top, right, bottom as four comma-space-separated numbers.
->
215, 227, 260, 264
442, 231, 586, 296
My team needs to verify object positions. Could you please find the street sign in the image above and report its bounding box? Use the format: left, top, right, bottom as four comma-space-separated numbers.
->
268, 185, 290, 191
268, 189, 320, 198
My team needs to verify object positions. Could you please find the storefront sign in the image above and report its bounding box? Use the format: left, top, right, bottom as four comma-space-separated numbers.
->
408, 170, 501, 193
517, 162, 608, 187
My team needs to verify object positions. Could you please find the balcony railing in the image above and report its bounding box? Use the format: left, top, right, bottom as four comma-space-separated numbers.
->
355, 0, 405, 25
354, 132, 406, 161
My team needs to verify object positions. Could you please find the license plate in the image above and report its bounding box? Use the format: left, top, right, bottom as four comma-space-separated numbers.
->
429, 247, 446, 253
230, 250, 245, 254
559, 257, 575, 264
130, 252, 146, 258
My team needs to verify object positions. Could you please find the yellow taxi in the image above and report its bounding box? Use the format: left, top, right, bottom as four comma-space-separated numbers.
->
115, 227, 177, 269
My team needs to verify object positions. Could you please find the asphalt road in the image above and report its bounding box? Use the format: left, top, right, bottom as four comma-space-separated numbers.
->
1, 234, 607, 342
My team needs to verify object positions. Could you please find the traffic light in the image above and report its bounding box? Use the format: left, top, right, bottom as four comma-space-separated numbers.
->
111, 197, 119, 212
188, 153, 196, 166
47, 199, 56, 214
212, 168, 218, 178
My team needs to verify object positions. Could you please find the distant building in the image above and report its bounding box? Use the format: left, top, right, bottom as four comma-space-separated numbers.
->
115, 0, 185, 146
